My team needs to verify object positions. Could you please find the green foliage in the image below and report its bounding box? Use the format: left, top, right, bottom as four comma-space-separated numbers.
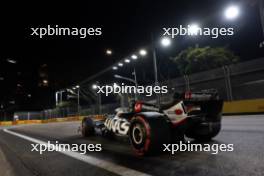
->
172, 46, 239, 74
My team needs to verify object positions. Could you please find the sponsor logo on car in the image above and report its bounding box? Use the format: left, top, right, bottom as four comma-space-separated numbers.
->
104, 117, 130, 135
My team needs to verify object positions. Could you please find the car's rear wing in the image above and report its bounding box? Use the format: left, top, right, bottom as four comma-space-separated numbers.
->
182, 90, 223, 121
184, 89, 219, 101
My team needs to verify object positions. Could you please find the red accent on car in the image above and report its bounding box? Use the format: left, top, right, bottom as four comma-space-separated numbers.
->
134, 102, 142, 113
185, 91, 192, 99
175, 109, 183, 115
131, 116, 151, 156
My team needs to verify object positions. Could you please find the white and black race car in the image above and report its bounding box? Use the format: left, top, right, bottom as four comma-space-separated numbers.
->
81, 90, 223, 155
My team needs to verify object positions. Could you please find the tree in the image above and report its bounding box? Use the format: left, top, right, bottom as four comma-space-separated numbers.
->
171, 46, 239, 74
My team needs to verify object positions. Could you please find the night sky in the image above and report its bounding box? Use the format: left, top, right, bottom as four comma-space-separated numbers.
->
0, 0, 263, 111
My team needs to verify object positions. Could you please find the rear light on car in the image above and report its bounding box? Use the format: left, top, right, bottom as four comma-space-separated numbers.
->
175, 109, 183, 115
185, 91, 192, 99
134, 102, 142, 113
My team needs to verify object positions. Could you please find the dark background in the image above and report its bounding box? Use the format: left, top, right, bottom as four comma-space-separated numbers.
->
0, 0, 263, 111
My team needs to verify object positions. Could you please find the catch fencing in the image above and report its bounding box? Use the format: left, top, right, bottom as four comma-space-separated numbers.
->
8, 58, 264, 121
161, 57, 264, 102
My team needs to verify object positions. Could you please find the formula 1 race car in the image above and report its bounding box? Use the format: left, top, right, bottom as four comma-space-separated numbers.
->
81, 90, 223, 155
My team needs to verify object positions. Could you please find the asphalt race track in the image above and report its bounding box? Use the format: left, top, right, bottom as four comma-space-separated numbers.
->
0, 115, 263, 176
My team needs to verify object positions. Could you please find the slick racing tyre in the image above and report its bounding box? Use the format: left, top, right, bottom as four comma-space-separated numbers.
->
186, 110, 222, 141
185, 122, 221, 141
129, 116, 171, 156
82, 117, 95, 137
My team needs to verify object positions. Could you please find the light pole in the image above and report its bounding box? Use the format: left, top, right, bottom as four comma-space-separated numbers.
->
76, 85, 80, 116
92, 83, 102, 114
152, 46, 159, 86
152, 36, 172, 107
114, 74, 137, 85
132, 68, 138, 89
259, 0, 264, 37
114, 71, 138, 100
55, 90, 65, 106
66, 85, 80, 116
60, 91, 63, 104
55, 92, 58, 106
152, 35, 160, 107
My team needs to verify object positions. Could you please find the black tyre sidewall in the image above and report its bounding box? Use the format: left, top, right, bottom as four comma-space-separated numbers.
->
82, 117, 95, 137
185, 122, 221, 141
129, 117, 149, 155
129, 115, 171, 156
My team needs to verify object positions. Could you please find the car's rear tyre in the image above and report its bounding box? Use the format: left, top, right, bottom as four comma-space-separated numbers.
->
185, 109, 222, 141
129, 116, 171, 156
82, 117, 95, 137
185, 122, 221, 141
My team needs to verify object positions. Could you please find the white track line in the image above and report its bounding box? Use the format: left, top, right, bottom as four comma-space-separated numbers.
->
3, 129, 151, 176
